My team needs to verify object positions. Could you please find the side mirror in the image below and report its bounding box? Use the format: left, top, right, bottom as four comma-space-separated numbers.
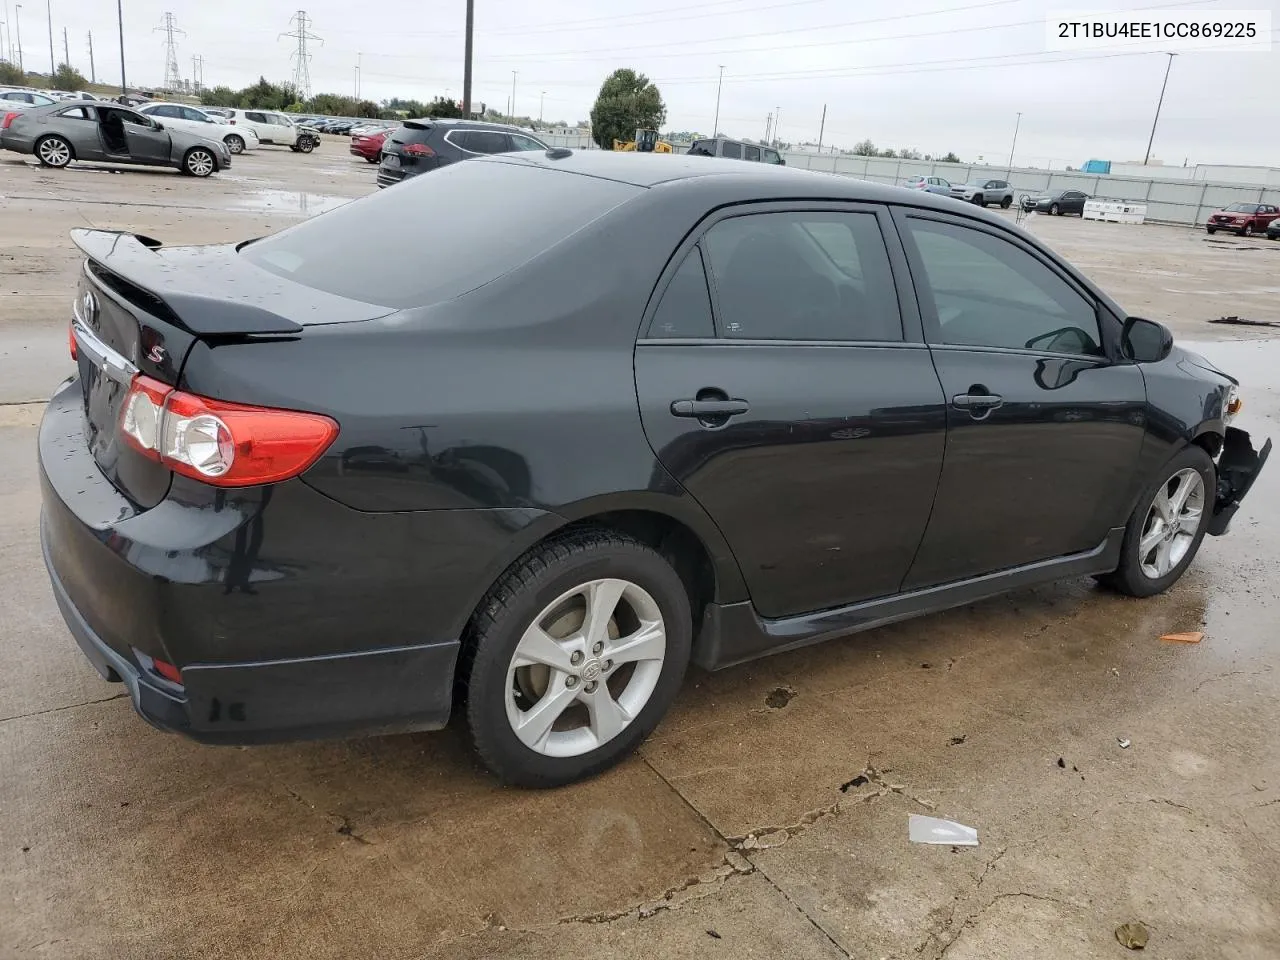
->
151, 120, 163, 130
1121, 316, 1173, 363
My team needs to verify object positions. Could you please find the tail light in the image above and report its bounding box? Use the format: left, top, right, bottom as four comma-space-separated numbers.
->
68, 321, 78, 360
2, 112, 19, 129
401, 143, 435, 157
120, 375, 338, 486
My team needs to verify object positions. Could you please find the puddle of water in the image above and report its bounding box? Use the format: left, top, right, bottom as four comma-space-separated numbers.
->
228, 189, 353, 216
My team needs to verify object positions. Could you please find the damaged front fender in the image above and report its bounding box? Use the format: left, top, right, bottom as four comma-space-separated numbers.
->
1207, 427, 1272, 536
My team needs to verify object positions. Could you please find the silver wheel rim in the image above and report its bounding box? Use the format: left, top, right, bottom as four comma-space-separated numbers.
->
505, 577, 666, 758
1138, 468, 1205, 579
188, 151, 214, 176
227, 136, 243, 154
39, 138, 69, 165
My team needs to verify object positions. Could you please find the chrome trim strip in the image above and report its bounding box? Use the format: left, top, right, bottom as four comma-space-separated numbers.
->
72, 297, 138, 386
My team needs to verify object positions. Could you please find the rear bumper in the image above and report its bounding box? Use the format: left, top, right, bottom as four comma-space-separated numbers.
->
36, 376, 497, 744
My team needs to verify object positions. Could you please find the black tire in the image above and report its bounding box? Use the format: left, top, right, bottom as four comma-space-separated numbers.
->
1000, 195, 1012, 209
182, 147, 216, 177
296, 137, 315, 153
1206, 227, 1217, 235
463, 529, 693, 787
35, 134, 73, 168
972, 193, 984, 206
1101, 445, 1215, 598
366, 155, 379, 164
1241, 223, 1253, 237
1050, 203, 1060, 216
225, 134, 245, 155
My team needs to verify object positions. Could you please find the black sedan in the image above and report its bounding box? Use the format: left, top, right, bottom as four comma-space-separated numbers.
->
40, 152, 1269, 787
1021, 189, 1090, 215
1267, 217, 1280, 240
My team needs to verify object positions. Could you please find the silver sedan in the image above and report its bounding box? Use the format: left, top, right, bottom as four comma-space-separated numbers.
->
0, 101, 230, 177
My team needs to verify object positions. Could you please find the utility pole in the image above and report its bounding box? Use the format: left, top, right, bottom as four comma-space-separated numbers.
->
1008, 111, 1021, 168
115, 0, 124, 94
44, 0, 51, 74
539, 90, 544, 123
354, 51, 360, 99
60, 25, 66, 67
87, 30, 95, 82
154, 12, 183, 91
461, 0, 473, 117
712, 64, 724, 136
190, 54, 202, 91
14, 3, 22, 72
510, 69, 517, 121
817, 103, 826, 152
279, 10, 321, 100
773, 106, 781, 146
763, 112, 771, 142
1144, 52, 1176, 165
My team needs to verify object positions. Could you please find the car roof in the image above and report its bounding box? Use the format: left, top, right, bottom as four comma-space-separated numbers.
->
408, 117, 529, 132
483, 151, 999, 211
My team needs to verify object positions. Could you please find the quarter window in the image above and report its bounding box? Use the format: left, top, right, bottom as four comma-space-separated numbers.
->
702, 211, 902, 341
59, 106, 93, 120
721, 141, 742, 159
904, 218, 1102, 357
744, 144, 760, 162
245, 111, 267, 123
649, 247, 715, 338
508, 133, 546, 151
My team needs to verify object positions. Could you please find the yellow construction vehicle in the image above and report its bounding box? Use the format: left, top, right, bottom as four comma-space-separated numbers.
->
613, 128, 674, 153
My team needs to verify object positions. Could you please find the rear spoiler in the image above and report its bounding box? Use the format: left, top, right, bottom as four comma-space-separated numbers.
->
71, 229, 303, 335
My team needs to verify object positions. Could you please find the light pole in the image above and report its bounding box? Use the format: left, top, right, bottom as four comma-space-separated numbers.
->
354, 51, 360, 100
1008, 111, 1021, 168
1144, 52, 1176, 165
115, 0, 124, 95
461, 0, 473, 117
44, 0, 51, 74
539, 89, 544, 123
14, 3, 22, 72
712, 64, 724, 136
510, 69, 517, 121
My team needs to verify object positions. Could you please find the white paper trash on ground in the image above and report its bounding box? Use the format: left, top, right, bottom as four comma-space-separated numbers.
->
908, 814, 979, 846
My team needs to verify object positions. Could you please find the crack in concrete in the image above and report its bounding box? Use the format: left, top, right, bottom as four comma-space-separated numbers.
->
558, 852, 755, 925
932, 891, 1073, 960
1192, 670, 1248, 693
0, 692, 128, 724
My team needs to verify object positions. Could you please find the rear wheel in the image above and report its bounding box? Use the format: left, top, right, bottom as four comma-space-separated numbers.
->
183, 148, 216, 177
35, 135, 73, 168
463, 530, 692, 787
1101, 445, 1214, 598
225, 134, 245, 154
1000, 196, 1012, 209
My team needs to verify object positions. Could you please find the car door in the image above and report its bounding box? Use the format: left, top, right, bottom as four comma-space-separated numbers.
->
635, 205, 948, 618
121, 110, 173, 164
1066, 191, 1088, 214
55, 105, 106, 159
893, 209, 1147, 588
243, 111, 272, 141
266, 113, 296, 143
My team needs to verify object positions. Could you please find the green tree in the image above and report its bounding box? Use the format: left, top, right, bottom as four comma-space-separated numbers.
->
425, 97, 462, 118
880, 148, 897, 158
52, 63, 86, 89
0, 62, 26, 86
897, 147, 922, 160
588, 68, 666, 149
940, 151, 960, 163
851, 138, 877, 156
200, 85, 238, 107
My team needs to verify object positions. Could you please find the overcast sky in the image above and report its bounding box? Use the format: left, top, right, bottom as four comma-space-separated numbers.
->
5, 0, 1278, 166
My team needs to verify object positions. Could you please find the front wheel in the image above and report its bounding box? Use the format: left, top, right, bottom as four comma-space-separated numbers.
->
183, 148, 216, 177
972, 194, 984, 206
1101, 446, 1214, 598
1207, 227, 1217, 235
296, 137, 315, 153
1000, 196, 1012, 209
463, 531, 692, 787
1050, 203, 1060, 216
36, 135, 73, 168
366, 155, 380, 164
1242, 223, 1253, 237
225, 134, 245, 154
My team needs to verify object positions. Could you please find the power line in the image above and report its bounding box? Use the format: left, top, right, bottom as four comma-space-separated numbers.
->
280, 10, 322, 99
154, 12, 184, 91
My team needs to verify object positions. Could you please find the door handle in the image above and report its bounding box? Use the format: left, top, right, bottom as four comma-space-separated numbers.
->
952, 393, 1003, 410
671, 399, 750, 418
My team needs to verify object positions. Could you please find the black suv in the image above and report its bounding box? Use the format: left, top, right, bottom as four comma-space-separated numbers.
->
378, 119, 548, 187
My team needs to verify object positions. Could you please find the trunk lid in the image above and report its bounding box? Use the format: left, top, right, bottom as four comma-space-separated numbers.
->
70, 229, 391, 508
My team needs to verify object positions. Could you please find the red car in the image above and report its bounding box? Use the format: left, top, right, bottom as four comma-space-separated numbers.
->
1206, 202, 1280, 237
349, 128, 390, 164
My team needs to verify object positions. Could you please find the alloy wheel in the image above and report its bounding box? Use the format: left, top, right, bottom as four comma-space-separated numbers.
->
504, 577, 666, 758
1138, 468, 1205, 579
187, 150, 214, 177
38, 138, 71, 167
226, 136, 244, 154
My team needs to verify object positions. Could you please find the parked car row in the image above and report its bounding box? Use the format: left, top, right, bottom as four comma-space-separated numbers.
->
903, 175, 1015, 209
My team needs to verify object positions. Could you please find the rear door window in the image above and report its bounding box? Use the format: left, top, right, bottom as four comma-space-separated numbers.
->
744, 144, 760, 162
648, 248, 715, 338
58, 106, 94, 120
702, 211, 903, 341
721, 141, 742, 159
241, 161, 641, 309
245, 111, 268, 123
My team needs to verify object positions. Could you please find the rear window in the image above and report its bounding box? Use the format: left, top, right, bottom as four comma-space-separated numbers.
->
390, 122, 430, 146
241, 161, 641, 309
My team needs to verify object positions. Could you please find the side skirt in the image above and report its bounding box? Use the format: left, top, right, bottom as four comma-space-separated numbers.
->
693, 527, 1126, 671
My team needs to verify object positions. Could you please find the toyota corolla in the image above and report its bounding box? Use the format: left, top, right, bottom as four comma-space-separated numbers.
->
39, 152, 1269, 787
